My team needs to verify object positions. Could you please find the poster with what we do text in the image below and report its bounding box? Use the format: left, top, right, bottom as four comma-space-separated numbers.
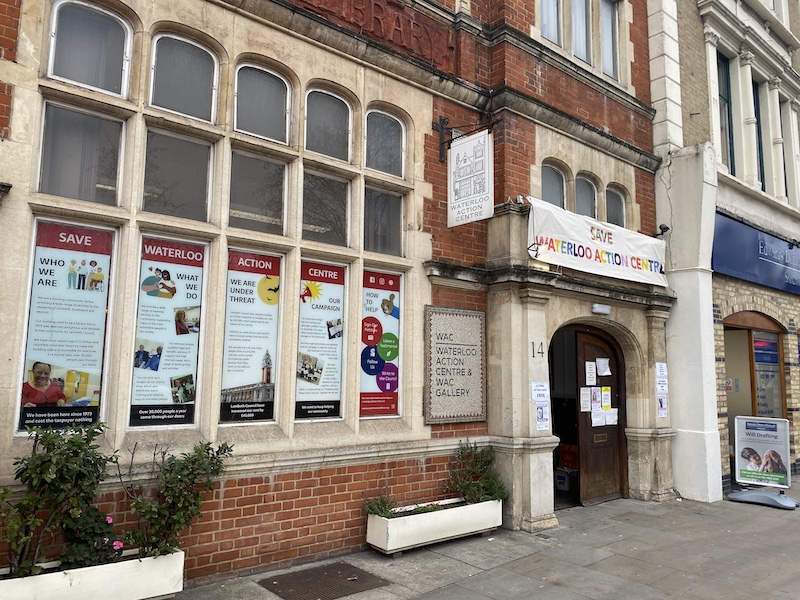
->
130, 237, 204, 427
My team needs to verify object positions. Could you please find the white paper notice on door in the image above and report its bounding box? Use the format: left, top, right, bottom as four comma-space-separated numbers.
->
591, 410, 606, 427
580, 387, 591, 412
605, 408, 618, 425
596, 357, 612, 376
585, 361, 597, 385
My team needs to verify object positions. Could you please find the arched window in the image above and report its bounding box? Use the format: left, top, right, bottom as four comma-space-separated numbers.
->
542, 164, 565, 208
151, 35, 217, 122
575, 176, 596, 218
305, 90, 351, 161
366, 110, 404, 177
49, 1, 130, 96
234, 65, 289, 144
606, 187, 625, 226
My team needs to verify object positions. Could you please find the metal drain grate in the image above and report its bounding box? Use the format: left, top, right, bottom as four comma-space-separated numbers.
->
258, 562, 389, 600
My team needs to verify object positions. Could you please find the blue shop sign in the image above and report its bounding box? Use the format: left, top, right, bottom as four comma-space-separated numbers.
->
712, 213, 800, 296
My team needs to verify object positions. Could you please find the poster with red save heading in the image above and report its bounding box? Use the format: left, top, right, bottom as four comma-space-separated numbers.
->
19, 221, 114, 431
359, 270, 400, 416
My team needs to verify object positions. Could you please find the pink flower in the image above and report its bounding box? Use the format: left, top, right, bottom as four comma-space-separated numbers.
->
106, 516, 113, 524
113, 541, 124, 551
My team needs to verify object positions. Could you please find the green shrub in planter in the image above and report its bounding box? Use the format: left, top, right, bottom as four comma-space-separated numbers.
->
120, 441, 234, 557
59, 506, 123, 569
0, 423, 118, 577
446, 442, 508, 504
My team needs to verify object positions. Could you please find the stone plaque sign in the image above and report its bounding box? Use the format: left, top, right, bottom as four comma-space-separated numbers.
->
424, 306, 486, 423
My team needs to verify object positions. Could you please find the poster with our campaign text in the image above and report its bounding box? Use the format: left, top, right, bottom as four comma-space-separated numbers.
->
19, 221, 113, 430
295, 261, 345, 419
220, 250, 281, 422
359, 270, 400, 416
130, 238, 204, 427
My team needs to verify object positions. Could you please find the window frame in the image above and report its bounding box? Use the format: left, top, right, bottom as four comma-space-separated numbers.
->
605, 186, 626, 227
304, 88, 353, 162
142, 127, 214, 222
301, 169, 351, 246
38, 100, 125, 206
541, 0, 562, 45
752, 79, 766, 191
363, 186, 404, 256
573, 0, 591, 64
149, 33, 219, 124
228, 149, 288, 235
365, 109, 406, 179
600, 0, 619, 79
575, 174, 597, 218
542, 164, 567, 209
47, 0, 133, 98
233, 63, 291, 145
717, 53, 736, 175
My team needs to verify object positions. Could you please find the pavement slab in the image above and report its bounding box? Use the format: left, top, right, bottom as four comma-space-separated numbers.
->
175, 497, 800, 600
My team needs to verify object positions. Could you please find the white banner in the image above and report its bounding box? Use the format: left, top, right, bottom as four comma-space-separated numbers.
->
527, 199, 668, 287
447, 129, 494, 227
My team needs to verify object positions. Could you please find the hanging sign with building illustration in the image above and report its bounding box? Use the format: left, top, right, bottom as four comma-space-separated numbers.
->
359, 270, 401, 417
19, 221, 113, 430
295, 260, 345, 419
528, 199, 668, 287
220, 250, 281, 422
447, 129, 494, 227
130, 237, 205, 427
424, 306, 486, 423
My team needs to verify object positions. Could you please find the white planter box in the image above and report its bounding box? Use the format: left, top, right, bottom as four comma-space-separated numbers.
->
366, 499, 502, 554
0, 550, 184, 600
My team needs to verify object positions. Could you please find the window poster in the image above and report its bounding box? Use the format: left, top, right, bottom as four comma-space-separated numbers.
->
359, 270, 401, 417
295, 260, 345, 419
19, 221, 113, 430
130, 237, 204, 427
220, 250, 281, 422
753, 332, 781, 418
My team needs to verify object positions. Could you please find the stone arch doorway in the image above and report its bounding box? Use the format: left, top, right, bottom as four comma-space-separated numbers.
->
550, 324, 628, 506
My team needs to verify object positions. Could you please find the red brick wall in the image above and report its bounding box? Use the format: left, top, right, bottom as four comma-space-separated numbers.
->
0, 0, 19, 140
425, 98, 490, 268
3, 452, 508, 584
635, 168, 656, 235
89, 457, 455, 583
0, 0, 20, 62
0, 81, 11, 139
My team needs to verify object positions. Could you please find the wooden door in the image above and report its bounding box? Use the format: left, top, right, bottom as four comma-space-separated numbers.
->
577, 331, 626, 504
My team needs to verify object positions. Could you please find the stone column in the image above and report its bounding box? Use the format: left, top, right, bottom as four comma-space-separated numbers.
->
626, 308, 676, 501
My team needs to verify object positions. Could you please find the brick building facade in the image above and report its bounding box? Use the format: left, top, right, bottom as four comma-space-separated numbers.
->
0, 0, 674, 585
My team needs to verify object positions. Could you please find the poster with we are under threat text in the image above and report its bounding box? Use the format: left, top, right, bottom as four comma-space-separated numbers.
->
220, 250, 281, 423
19, 221, 113, 430
130, 238, 204, 427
